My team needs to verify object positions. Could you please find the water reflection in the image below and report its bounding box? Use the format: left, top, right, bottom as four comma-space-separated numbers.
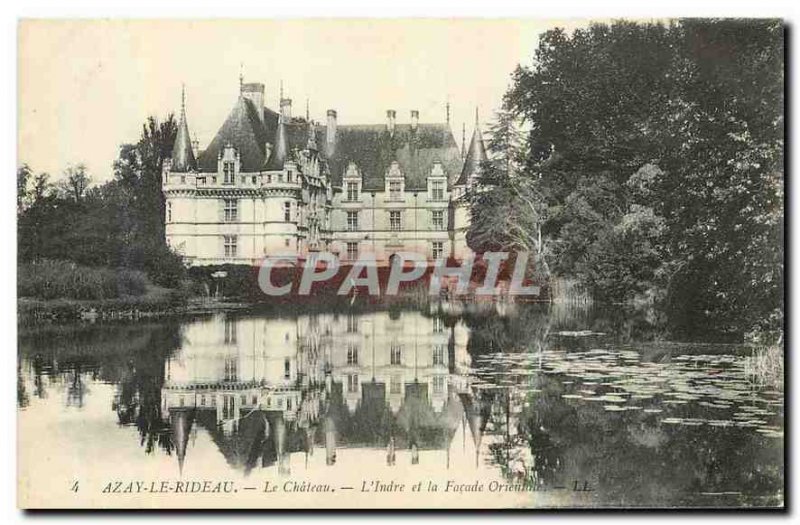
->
18, 306, 784, 508
157, 312, 482, 475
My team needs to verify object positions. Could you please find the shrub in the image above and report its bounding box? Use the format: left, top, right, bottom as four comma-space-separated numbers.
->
18, 259, 148, 300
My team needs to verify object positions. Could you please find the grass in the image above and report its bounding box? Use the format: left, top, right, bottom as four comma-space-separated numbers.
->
18, 259, 148, 300
744, 344, 783, 390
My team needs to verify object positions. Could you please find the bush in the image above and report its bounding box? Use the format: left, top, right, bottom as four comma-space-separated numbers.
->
18, 259, 148, 300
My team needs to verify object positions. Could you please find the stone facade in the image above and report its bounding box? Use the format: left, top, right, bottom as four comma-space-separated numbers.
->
163, 81, 485, 266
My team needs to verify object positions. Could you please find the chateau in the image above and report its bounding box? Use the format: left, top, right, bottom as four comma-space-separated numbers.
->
158, 311, 503, 472
162, 80, 487, 266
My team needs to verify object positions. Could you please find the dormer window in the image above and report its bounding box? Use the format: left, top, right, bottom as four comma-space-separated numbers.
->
386, 161, 404, 200
431, 180, 445, 201
287, 170, 293, 183
389, 181, 402, 201
346, 182, 359, 202
223, 161, 235, 185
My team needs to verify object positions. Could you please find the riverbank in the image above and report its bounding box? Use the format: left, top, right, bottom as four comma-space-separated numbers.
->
17, 292, 255, 326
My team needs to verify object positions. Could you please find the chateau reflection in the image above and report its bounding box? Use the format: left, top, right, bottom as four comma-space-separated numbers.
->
160, 311, 496, 474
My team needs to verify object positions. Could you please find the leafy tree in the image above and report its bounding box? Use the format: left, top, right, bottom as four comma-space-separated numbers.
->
59, 164, 91, 202
497, 19, 783, 339
17, 113, 185, 288
17, 164, 32, 212
467, 110, 549, 277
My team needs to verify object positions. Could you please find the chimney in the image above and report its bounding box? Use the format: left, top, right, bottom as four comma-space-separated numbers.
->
386, 109, 396, 135
410, 110, 419, 131
241, 83, 265, 124
326, 109, 337, 146
281, 97, 292, 120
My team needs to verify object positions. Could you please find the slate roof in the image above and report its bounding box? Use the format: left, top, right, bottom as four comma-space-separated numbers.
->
323, 123, 462, 191
265, 115, 290, 170
171, 109, 197, 172
190, 94, 464, 186
455, 123, 487, 186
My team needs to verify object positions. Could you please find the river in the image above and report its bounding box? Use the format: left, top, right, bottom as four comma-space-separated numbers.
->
17, 303, 784, 508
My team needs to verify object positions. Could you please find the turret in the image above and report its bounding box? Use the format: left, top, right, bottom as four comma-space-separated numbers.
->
266, 113, 289, 170
171, 85, 197, 172
459, 108, 487, 186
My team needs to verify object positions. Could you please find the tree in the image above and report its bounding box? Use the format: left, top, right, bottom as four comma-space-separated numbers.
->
496, 19, 783, 339
17, 113, 185, 288
31, 172, 51, 202
467, 110, 549, 277
59, 164, 91, 202
17, 164, 32, 212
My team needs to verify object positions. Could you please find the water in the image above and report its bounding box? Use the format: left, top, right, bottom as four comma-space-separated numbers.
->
17, 305, 784, 508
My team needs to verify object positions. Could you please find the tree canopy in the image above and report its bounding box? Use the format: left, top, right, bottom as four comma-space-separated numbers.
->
472, 19, 783, 340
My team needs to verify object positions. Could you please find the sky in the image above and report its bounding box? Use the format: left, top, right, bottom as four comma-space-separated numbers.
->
18, 19, 591, 182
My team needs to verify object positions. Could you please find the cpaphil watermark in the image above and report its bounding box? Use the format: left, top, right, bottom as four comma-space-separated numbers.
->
256, 251, 541, 297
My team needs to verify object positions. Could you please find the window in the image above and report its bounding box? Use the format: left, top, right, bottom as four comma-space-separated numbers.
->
224, 319, 237, 344
347, 374, 359, 393
284, 202, 292, 222
432, 241, 444, 260
346, 182, 359, 201
223, 199, 238, 222
346, 315, 358, 333
346, 211, 358, 231
284, 238, 290, 247
224, 235, 238, 258
252, 175, 257, 184
389, 181, 402, 201
180, 175, 186, 184
390, 344, 402, 365
240, 175, 246, 185
167, 202, 172, 222
223, 395, 233, 419
284, 358, 291, 379
390, 375, 401, 394
432, 210, 444, 230
287, 170, 293, 183
346, 345, 358, 365
433, 317, 444, 333
389, 211, 402, 231
346, 242, 358, 261
431, 180, 445, 201
224, 357, 238, 382
433, 375, 446, 394
223, 161, 235, 184
433, 345, 445, 366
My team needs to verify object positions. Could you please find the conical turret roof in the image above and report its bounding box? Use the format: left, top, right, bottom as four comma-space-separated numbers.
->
170, 408, 195, 475
266, 114, 290, 170
171, 87, 197, 172
455, 110, 487, 186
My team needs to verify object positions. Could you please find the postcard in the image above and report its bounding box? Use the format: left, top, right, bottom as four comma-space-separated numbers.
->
17, 18, 784, 509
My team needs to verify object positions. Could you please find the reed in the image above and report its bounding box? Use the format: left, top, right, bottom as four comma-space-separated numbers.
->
18, 259, 148, 300
744, 344, 783, 390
